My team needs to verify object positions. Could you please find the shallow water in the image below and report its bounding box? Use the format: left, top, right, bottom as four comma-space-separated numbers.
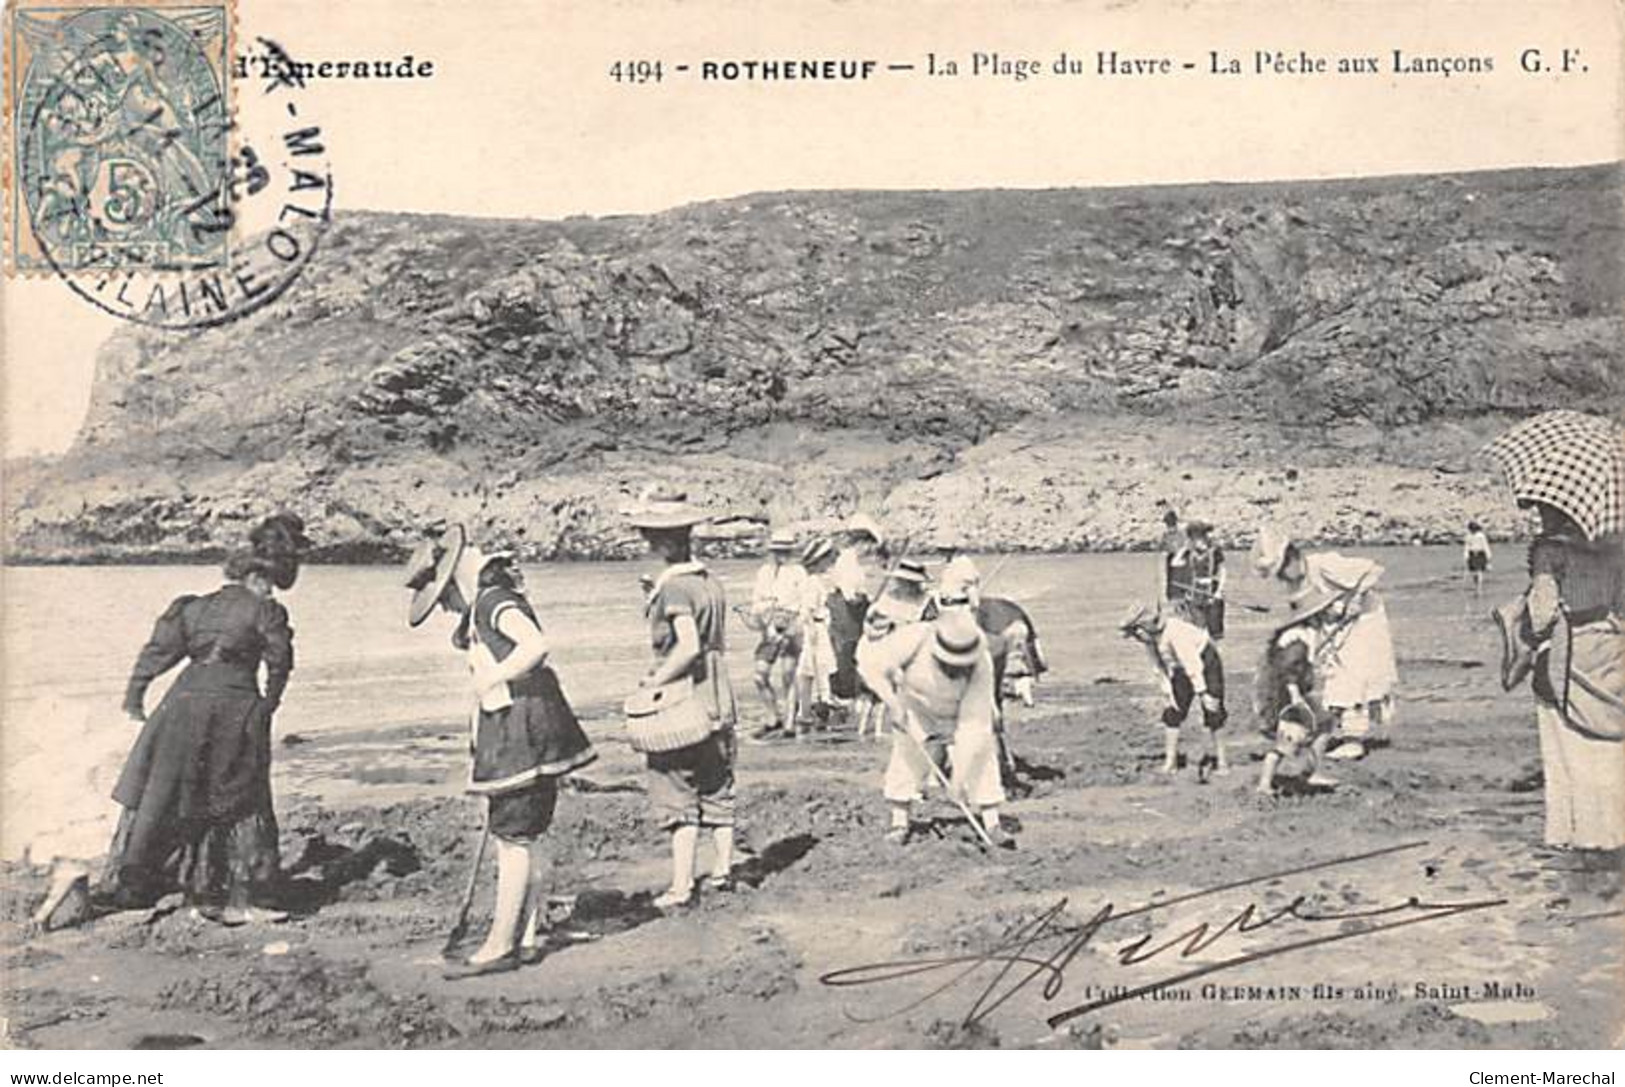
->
0, 545, 1520, 859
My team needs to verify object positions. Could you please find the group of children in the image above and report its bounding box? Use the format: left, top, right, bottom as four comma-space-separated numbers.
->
1122, 514, 1402, 796
746, 509, 1404, 804
735, 519, 1049, 847
743, 522, 1043, 745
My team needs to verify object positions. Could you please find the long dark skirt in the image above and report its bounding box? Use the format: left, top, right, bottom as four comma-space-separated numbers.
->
101, 799, 279, 908
100, 688, 280, 908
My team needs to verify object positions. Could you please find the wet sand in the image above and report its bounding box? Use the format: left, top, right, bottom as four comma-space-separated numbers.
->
2, 553, 1620, 1049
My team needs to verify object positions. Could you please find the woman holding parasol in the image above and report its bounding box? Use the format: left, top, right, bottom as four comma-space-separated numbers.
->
1486, 410, 1625, 856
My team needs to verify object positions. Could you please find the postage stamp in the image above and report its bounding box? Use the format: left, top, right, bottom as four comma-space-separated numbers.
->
7, 0, 235, 276
6, 0, 334, 331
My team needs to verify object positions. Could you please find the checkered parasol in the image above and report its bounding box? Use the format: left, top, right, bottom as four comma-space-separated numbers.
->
1485, 410, 1625, 540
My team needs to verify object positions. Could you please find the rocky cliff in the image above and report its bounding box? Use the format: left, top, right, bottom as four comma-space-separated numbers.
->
5, 165, 1623, 561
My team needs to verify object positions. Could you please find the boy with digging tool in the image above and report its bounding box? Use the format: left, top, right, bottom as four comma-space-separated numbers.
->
1120, 601, 1230, 779
858, 609, 1011, 848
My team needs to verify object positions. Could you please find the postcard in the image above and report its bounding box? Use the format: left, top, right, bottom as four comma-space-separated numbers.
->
2, 0, 1622, 1052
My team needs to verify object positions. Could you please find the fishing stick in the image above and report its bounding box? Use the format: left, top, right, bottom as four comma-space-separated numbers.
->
1179, 583, 1272, 615
900, 723, 998, 851
979, 552, 1016, 592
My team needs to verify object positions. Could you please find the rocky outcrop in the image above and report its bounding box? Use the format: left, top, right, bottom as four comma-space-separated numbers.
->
5, 166, 1623, 561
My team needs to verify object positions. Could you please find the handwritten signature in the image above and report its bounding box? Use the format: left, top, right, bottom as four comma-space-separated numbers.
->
819, 840, 1506, 1029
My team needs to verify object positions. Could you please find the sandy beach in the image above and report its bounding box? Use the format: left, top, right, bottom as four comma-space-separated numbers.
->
2, 548, 1620, 1049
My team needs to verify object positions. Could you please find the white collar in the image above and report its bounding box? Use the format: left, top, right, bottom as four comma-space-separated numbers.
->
653, 561, 706, 594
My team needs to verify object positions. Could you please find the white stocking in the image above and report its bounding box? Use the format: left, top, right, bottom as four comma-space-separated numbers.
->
711, 827, 735, 880
520, 839, 550, 949
670, 825, 699, 896
472, 837, 528, 963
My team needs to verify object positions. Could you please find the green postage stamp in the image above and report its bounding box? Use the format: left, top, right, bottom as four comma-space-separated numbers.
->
7, 0, 234, 276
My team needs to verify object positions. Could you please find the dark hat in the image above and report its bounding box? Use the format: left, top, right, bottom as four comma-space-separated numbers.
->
251, 512, 314, 552
247, 513, 310, 590
404, 524, 466, 627
1185, 519, 1214, 537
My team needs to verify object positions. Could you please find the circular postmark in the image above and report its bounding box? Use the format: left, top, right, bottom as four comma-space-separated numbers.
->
15, 12, 332, 330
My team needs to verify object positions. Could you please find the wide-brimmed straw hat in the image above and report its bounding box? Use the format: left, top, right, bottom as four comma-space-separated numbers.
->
887, 559, 928, 584
1276, 585, 1344, 633
1250, 524, 1289, 579
404, 524, 466, 627
768, 529, 797, 552
931, 609, 986, 668
625, 491, 710, 531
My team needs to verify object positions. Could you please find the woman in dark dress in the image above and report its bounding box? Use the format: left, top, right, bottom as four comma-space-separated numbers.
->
404, 526, 596, 978
100, 515, 309, 923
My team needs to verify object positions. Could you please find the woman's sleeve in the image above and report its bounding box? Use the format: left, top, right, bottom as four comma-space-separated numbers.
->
1526, 539, 1567, 632
122, 595, 196, 716
258, 601, 295, 711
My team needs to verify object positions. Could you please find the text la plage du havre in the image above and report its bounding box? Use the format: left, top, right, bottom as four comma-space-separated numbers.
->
602, 46, 1587, 83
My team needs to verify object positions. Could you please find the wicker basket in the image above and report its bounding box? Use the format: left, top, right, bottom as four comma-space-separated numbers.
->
624, 679, 714, 754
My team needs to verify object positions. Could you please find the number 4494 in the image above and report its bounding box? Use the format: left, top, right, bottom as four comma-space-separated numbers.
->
609, 60, 663, 82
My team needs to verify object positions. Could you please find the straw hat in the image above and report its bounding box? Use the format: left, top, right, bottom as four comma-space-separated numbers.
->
625, 491, 710, 531
887, 559, 929, 584
768, 529, 797, 552
1276, 585, 1344, 633
1250, 524, 1289, 579
930, 609, 986, 668
404, 525, 466, 627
